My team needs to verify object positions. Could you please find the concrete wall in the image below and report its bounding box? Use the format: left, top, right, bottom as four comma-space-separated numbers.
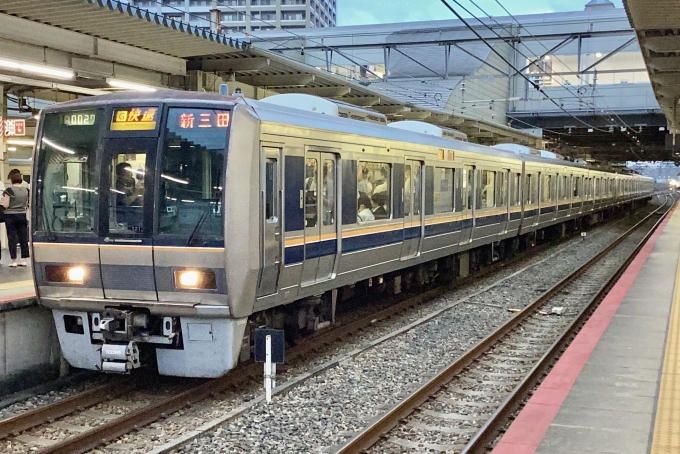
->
0, 302, 61, 395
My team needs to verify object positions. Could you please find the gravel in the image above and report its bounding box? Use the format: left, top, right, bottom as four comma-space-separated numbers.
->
160, 211, 657, 454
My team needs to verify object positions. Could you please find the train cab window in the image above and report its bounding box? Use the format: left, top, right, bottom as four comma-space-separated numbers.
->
479, 170, 495, 209
157, 108, 228, 244
434, 167, 454, 213
358, 161, 391, 222
35, 109, 103, 234
305, 158, 318, 227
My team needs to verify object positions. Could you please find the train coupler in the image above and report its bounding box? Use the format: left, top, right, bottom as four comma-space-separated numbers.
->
100, 341, 141, 373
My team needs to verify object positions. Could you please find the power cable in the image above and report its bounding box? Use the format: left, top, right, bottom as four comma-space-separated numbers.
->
135, 1, 575, 138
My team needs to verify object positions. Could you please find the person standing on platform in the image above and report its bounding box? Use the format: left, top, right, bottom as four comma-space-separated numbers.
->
1, 169, 30, 267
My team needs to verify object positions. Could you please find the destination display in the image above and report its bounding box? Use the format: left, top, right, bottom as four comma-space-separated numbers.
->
111, 107, 158, 131
177, 111, 230, 129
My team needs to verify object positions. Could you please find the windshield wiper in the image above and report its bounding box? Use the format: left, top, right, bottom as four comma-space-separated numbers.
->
186, 188, 222, 247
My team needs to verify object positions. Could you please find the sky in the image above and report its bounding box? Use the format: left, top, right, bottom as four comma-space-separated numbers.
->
338, 0, 625, 26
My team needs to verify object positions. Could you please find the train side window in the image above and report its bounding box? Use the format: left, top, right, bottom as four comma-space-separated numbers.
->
541, 174, 551, 203
512, 173, 521, 206
573, 177, 580, 197
358, 161, 391, 222
434, 167, 454, 214
480, 170, 495, 209
496, 171, 507, 207
562, 176, 569, 200
322, 159, 335, 226
524, 174, 532, 205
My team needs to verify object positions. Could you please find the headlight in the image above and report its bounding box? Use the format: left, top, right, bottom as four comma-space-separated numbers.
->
45, 265, 87, 284
174, 269, 216, 290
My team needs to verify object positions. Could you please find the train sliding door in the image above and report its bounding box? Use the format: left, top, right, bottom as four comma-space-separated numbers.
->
301, 151, 338, 285
256, 147, 282, 297
459, 165, 475, 244
401, 159, 423, 259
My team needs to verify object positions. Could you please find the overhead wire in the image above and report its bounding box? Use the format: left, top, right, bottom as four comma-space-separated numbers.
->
485, 0, 640, 138
138, 0, 595, 138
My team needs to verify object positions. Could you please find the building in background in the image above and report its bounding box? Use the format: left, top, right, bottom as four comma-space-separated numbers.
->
124, 0, 336, 34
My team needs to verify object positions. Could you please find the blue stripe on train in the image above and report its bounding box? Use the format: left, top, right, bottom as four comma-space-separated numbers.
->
557, 204, 571, 211
510, 212, 522, 221
540, 206, 556, 214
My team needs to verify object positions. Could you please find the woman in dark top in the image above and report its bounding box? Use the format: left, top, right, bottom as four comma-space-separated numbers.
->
1, 169, 30, 267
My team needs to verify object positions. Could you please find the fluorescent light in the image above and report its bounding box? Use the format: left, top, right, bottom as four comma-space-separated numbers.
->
107, 78, 157, 92
161, 174, 189, 185
7, 147, 16, 151
62, 186, 97, 193
125, 168, 145, 176
42, 137, 75, 154
0, 58, 74, 80
595, 52, 602, 58
6, 139, 34, 146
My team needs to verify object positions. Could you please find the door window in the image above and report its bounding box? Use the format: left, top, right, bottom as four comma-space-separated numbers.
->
322, 159, 335, 226
109, 150, 148, 234
304, 157, 318, 227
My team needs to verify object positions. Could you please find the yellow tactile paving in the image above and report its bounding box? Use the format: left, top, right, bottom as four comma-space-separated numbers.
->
0, 279, 33, 290
651, 210, 680, 454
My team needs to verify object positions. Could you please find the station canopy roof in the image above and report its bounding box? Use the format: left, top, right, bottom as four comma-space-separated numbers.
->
625, 0, 680, 132
0, 0, 539, 145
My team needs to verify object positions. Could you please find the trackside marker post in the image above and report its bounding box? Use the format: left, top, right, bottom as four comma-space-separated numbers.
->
265, 335, 273, 404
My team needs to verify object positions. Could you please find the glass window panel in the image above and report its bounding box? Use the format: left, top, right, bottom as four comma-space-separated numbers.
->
304, 157, 318, 227
110, 151, 147, 234
434, 167, 454, 214
412, 163, 421, 216
265, 159, 276, 220
36, 110, 103, 234
358, 161, 390, 222
322, 159, 335, 225
158, 108, 228, 243
480, 170, 495, 208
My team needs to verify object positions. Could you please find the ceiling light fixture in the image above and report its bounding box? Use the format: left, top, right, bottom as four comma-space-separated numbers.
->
5, 139, 35, 146
0, 58, 74, 80
107, 78, 158, 92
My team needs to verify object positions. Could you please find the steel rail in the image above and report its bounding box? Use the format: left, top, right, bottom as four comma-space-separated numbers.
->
461, 195, 674, 454
334, 196, 673, 454
7, 200, 655, 454
0, 379, 134, 440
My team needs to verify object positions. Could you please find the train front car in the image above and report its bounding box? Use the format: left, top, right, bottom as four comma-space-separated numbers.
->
31, 92, 260, 377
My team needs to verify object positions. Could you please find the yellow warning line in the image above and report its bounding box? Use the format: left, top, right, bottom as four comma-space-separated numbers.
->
0, 279, 33, 290
651, 210, 680, 454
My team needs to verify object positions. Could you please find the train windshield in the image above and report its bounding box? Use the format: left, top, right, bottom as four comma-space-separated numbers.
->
157, 108, 228, 245
35, 110, 102, 235
35, 106, 230, 244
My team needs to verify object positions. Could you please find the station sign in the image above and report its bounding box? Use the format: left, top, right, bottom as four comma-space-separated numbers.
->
0, 117, 26, 138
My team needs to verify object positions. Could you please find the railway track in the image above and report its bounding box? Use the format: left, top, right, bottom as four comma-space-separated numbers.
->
334, 197, 673, 454
0, 200, 666, 454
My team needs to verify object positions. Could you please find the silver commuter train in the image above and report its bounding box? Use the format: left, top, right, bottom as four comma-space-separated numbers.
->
31, 91, 653, 377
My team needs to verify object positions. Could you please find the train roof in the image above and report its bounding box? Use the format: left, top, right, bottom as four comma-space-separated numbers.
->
42, 91, 644, 177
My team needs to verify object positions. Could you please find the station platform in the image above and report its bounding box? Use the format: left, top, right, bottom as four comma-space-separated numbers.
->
492, 205, 680, 454
0, 249, 35, 307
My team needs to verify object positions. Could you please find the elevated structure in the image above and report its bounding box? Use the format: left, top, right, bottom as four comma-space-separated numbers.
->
0, 0, 539, 183
624, 0, 680, 137
248, 2, 667, 162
